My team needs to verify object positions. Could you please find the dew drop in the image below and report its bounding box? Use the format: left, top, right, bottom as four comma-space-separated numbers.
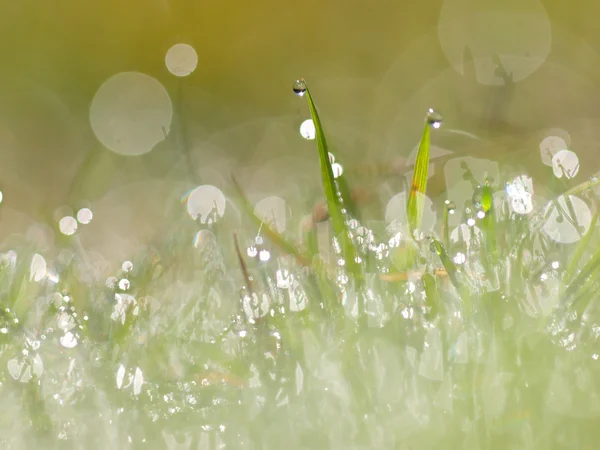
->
292, 80, 306, 97
247, 246, 258, 258
445, 200, 456, 215
426, 108, 443, 129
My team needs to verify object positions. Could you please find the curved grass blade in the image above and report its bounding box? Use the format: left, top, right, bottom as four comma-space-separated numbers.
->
302, 80, 362, 282
406, 117, 432, 237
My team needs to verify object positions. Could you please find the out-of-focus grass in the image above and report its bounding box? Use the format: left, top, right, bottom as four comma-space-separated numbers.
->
1, 81, 600, 449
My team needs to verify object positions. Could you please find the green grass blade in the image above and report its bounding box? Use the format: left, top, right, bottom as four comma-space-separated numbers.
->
406, 117, 432, 237
430, 237, 470, 311
564, 210, 599, 285
302, 80, 362, 280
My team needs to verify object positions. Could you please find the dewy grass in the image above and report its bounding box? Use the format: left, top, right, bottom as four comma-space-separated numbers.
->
2, 80, 600, 449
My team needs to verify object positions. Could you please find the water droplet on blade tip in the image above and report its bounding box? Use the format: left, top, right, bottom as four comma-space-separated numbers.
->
292, 80, 306, 97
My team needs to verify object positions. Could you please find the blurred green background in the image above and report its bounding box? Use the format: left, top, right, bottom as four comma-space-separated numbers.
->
1, 0, 600, 266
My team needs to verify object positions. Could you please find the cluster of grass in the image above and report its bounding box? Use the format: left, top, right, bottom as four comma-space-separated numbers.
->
1, 80, 600, 449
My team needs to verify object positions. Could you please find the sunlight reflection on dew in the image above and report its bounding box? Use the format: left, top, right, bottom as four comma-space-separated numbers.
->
60, 331, 78, 348
121, 261, 133, 272
292, 79, 306, 96
331, 163, 343, 178
552, 150, 579, 179
90, 72, 172, 155
165, 43, 198, 77
118, 278, 130, 290
299, 119, 315, 140
185, 185, 226, 223
259, 249, 271, 262
76, 208, 93, 224
506, 175, 534, 215
59, 216, 77, 235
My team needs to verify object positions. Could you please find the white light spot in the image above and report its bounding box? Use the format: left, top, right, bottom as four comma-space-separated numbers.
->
467, 218, 476, 226
90, 72, 172, 156
76, 208, 93, 224
551, 261, 560, 269
453, 252, 467, 264
60, 331, 78, 348
259, 249, 271, 262
118, 278, 130, 290
331, 163, 343, 179
254, 196, 287, 233
185, 185, 226, 223
30, 253, 47, 282
0, 191, 3, 203
121, 261, 133, 272
59, 216, 77, 235
165, 43, 198, 77
133, 367, 144, 395
299, 119, 315, 140
552, 150, 579, 179
116, 364, 126, 389
276, 269, 293, 289
506, 175, 534, 215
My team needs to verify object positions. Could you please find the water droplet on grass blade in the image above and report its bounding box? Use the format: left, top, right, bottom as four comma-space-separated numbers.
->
426, 109, 443, 129
445, 200, 456, 214
292, 80, 306, 97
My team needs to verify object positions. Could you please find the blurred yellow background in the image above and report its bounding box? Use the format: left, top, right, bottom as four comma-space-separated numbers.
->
1, 0, 600, 264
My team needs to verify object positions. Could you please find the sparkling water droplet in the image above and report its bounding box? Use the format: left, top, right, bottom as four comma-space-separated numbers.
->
292, 79, 306, 97
122, 260, 133, 272
247, 246, 258, 258
258, 249, 271, 262
445, 200, 456, 215
426, 109, 443, 129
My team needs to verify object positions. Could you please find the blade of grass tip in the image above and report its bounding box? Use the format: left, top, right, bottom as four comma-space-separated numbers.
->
233, 233, 255, 296
302, 80, 361, 281
407, 109, 440, 238
231, 175, 311, 267
564, 210, 599, 285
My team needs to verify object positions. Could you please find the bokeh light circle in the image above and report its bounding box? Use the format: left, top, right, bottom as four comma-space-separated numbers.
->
59, 216, 78, 236
165, 43, 198, 77
542, 195, 592, 244
90, 72, 172, 156
185, 185, 226, 223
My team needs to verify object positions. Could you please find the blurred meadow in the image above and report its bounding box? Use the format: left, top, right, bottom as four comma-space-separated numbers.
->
2, 0, 600, 448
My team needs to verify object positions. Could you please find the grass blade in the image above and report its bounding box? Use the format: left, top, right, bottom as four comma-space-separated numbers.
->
302, 80, 362, 281
406, 112, 434, 237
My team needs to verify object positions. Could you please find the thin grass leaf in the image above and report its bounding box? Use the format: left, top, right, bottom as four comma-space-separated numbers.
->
563, 246, 600, 304
233, 233, 255, 296
302, 80, 362, 281
231, 175, 311, 267
564, 210, 599, 285
430, 238, 470, 311
406, 119, 431, 237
